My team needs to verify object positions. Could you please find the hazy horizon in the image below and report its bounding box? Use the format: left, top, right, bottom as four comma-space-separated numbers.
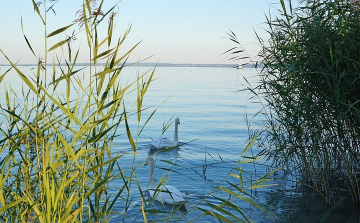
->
0, 0, 285, 65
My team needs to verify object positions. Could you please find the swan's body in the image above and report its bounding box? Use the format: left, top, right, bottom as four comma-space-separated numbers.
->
148, 118, 180, 150
146, 156, 184, 205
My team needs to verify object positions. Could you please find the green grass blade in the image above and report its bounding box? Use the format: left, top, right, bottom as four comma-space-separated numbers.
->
46, 23, 75, 38
48, 38, 69, 52
241, 135, 257, 157
92, 48, 114, 61
21, 17, 37, 57
31, 0, 45, 24
123, 109, 136, 152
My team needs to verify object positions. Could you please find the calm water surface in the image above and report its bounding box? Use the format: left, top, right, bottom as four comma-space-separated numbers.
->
0, 66, 357, 222
111, 66, 269, 222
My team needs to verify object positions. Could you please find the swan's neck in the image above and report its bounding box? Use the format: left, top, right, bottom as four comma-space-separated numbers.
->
173, 122, 179, 144
149, 161, 155, 189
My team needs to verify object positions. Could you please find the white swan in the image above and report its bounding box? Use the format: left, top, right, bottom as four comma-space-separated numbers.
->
148, 117, 180, 150
146, 156, 184, 205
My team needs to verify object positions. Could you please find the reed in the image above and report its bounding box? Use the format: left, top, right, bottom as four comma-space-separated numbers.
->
0, 0, 275, 222
228, 0, 360, 210
0, 0, 153, 221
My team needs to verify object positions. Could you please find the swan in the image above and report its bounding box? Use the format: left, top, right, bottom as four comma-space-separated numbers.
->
146, 156, 184, 205
148, 117, 180, 150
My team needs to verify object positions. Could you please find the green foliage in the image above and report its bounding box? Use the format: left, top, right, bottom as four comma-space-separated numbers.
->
231, 0, 360, 207
0, 0, 153, 222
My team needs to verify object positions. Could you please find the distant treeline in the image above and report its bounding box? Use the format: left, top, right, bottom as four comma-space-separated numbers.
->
0, 62, 263, 68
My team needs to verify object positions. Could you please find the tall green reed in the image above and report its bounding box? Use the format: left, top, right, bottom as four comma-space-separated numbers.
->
228, 0, 360, 209
0, 0, 154, 222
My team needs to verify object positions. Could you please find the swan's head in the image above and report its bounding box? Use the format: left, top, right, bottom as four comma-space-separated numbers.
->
146, 156, 154, 165
175, 117, 180, 125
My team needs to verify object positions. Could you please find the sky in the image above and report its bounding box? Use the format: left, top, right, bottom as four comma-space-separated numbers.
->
0, 0, 283, 65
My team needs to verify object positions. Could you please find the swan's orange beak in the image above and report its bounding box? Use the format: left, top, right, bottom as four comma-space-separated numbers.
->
145, 158, 154, 166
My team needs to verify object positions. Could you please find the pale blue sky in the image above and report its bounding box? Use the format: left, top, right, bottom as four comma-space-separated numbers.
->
0, 0, 283, 65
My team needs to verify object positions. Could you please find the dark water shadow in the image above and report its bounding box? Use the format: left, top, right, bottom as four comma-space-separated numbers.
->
261, 175, 360, 223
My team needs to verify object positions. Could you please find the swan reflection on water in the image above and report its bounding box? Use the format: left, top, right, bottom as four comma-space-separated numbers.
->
146, 197, 188, 213
147, 144, 182, 158
146, 156, 185, 205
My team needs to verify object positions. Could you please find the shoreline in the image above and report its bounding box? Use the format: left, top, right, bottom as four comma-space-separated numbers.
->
0, 62, 262, 68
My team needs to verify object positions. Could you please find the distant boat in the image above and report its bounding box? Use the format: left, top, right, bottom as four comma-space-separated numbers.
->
238, 61, 242, 69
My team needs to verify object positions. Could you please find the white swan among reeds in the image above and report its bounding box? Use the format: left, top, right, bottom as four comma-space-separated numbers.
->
148, 117, 180, 150
146, 156, 184, 205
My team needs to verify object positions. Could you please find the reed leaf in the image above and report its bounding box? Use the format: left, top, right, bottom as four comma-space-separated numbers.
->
123, 108, 136, 152
0, 197, 27, 214
21, 17, 37, 57
48, 38, 69, 52
31, 0, 45, 24
50, 68, 84, 85
197, 207, 233, 223
218, 187, 269, 214
47, 23, 75, 38
0, 51, 41, 98
241, 135, 257, 157
82, 4, 92, 46
91, 48, 114, 61
141, 198, 148, 223
203, 201, 248, 223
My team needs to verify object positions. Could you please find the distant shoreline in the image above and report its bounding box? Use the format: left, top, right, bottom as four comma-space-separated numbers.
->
0, 62, 262, 68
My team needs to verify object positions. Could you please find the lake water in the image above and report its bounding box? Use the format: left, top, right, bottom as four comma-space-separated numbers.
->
0, 65, 357, 222
106, 66, 273, 222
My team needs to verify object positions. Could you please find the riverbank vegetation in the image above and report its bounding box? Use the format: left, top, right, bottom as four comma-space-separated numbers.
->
0, 0, 151, 221
229, 0, 360, 218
